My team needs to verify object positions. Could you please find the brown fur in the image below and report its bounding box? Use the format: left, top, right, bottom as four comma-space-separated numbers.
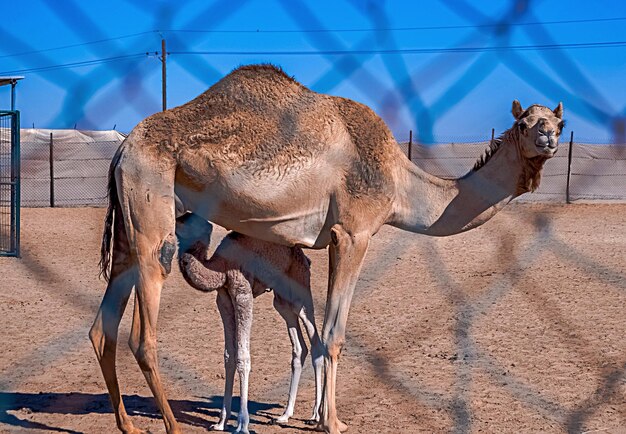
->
518, 154, 549, 194
470, 106, 559, 194
179, 231, 310, 296
333, 97, 396, 197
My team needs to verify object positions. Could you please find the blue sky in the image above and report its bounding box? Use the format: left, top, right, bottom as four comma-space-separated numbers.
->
0, 0, 625, 143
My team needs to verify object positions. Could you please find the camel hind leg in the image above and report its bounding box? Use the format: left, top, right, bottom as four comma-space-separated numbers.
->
118, 152, 180, 433
89, 213, 140, 434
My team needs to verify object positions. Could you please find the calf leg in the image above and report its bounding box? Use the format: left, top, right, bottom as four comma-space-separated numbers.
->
290, 252, 323, 423
230, 275, 254, 434
298, 300, 324, 424
212, 289, 236, 431
272, 294, 308, 424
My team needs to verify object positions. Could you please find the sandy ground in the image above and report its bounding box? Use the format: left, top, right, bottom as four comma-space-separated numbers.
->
1, 204, 626, 434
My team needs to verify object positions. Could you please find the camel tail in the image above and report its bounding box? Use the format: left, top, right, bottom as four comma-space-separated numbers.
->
99, 144, 125, 282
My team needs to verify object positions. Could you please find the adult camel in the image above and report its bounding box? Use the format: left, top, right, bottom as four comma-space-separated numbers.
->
89, 64, 564, 434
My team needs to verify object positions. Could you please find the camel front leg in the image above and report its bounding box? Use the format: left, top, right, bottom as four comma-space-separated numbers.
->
272, 295, 308, 424
319, 226, 370, 434
212, 289, 236, 431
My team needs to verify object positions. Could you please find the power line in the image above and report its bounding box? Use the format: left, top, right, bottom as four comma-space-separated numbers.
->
0, 31, 158, 60
2, 38, 624, 76
170, 40, 626, 56
0, 53, 147, 75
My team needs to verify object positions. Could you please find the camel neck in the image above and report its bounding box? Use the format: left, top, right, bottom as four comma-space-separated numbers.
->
388, 142, 522, 236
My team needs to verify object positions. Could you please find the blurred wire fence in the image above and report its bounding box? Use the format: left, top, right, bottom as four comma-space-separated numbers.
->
2, 0, 625, 206
17, 129, 626, 207
20, 129, 124, 207
2, 2, 626, 432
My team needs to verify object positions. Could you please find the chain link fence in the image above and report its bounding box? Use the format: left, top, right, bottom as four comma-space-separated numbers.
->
20, 129, 124, 207
16, 129, 626, 207
399, 136, 626, 203
568, 141, 626, 201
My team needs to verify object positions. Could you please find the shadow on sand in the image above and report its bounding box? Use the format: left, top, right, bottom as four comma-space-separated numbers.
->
0, 391, 282, 433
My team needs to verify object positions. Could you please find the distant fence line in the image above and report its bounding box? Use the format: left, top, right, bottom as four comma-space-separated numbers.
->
400, 134, 626, 203
16, 129, 626, 207
20, 129, 124, 207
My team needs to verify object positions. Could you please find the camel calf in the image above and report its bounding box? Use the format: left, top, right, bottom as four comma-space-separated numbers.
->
176, 213, 324, 433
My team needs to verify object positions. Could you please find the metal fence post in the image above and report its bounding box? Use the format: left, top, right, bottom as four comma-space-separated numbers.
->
408, 129, 413, 162
7, 114, 15, 254
491, 128, 495, 144
49, 132, 55, 208
566, 131, 574, 204
14, 111, 20, 256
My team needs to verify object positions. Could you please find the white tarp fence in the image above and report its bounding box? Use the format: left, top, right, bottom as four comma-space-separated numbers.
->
19, 129, 125, 207
10, 130, 626, 207
399, 140, 626, 202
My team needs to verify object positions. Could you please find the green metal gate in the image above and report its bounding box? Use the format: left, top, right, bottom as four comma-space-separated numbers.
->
0, 111, 20, 256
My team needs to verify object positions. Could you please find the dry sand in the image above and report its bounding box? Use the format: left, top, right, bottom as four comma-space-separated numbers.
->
1, 204, 625, 433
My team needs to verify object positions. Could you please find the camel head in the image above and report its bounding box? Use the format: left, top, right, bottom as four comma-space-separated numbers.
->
511, 99, 564, 159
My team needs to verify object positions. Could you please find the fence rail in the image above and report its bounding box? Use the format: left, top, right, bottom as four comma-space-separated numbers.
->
16, 130, 626, 207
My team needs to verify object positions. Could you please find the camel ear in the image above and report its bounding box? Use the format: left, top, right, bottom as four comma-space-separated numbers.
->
553, 102, 563, 119
512, 100, 524, 119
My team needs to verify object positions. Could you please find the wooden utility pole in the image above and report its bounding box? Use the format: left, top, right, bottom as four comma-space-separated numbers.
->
566, 131, 574, 204
49, 132, 55, 208
161, 39, 167, 111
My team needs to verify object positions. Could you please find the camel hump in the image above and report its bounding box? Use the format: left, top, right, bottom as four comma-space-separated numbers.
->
207, 63, 308, 100
229, 64, 300, 84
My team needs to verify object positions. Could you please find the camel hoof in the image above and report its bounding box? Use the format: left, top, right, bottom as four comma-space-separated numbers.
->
209, 423, 226, 431
316, 418, 349, 433
272, 415, 290, 424
121, 426, 148, 434
338, 420, 349, 432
